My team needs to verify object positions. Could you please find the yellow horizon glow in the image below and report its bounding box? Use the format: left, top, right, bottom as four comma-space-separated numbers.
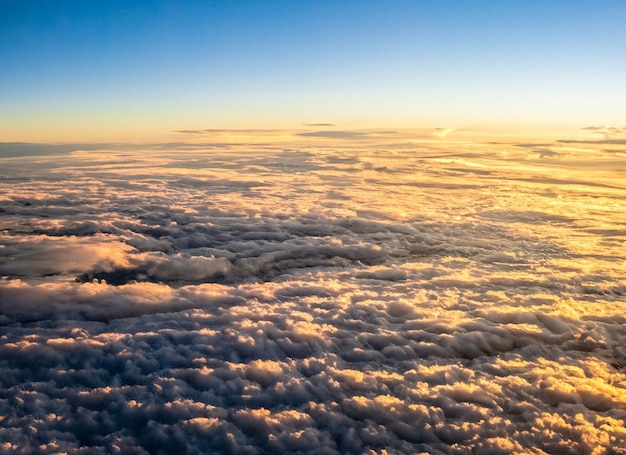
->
0, 114, 603, 145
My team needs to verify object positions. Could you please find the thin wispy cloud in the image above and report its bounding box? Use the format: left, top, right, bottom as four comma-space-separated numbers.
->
296, 130, 370, 139
558, 138, 626, 145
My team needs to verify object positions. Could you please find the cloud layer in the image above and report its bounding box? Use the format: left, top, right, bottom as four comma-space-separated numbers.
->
1, 135, 626, 453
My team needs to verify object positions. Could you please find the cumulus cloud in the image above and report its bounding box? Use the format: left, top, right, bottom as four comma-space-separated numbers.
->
1, 136, 626, 453
0, 235, 134, 277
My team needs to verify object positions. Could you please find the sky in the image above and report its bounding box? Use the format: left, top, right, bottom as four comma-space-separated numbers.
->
2, 3, 626, 452
1, 0, 626, 141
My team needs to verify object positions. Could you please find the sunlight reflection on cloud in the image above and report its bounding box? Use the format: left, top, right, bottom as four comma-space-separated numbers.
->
1, 134, 625, 453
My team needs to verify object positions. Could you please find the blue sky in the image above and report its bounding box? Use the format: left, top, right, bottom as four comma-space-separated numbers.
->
1, 0, 625, 140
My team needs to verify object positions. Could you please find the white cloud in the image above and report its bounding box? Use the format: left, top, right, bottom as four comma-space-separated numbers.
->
1, 137, 626, 453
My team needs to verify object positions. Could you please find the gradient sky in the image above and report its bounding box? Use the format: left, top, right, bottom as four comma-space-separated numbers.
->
1, 0, 625, 141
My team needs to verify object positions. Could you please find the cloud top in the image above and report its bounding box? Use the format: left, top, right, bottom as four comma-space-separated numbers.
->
1, 135, 625, 453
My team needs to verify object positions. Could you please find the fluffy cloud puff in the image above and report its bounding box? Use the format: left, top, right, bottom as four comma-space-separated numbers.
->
1, 138, 626, 454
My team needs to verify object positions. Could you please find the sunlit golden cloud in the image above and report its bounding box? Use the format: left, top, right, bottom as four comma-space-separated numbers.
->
1, 130, 625, 452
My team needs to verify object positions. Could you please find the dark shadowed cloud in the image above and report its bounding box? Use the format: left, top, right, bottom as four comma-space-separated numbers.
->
0, 142, 114, 157
173, 129, 289, 135
296, 130, 370, 139
558, 138, 626, 145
